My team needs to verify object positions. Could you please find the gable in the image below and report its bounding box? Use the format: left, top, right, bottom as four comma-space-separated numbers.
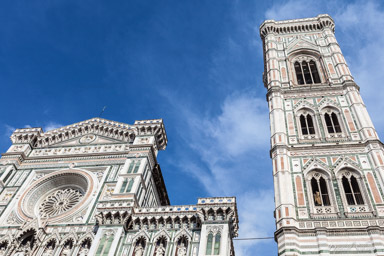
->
286, 38, 319, 55
48, 134, 125, 147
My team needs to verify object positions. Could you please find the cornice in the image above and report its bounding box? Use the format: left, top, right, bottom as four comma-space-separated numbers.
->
260, 14, 335, 40
9, 118, 168, 151
270, 139, 384, 157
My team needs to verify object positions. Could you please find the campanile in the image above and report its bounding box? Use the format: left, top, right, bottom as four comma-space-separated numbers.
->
261, 15, 384, 255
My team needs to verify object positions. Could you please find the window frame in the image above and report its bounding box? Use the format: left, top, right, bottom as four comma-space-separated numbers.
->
305, 170, 338, 217
206, 232, 221, 255
295, 109, 319, 141
291, 56, 323, 86
337, 169, 372, 216
320, 107, 346, 140
118, 177, 135, 194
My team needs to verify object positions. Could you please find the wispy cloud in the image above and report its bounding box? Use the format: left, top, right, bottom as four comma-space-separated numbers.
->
166, 90, 275, 255
4, 125, 15, 138
334, 1, 384, 133
178, 91, 270, 193
265, 0, 321, 20
43, 122, 63, 132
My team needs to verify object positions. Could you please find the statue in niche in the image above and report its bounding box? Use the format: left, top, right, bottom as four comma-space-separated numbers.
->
78, 247, 89, 256
60, 244, 72, 256
314, 191, 322, 205
14, 241, 31, 256
177, 243, 187, 256
43, 244, 55, 256
0, 247, 6, 256
134, 243, 144, 256
78, 239, 91, 256
95, 212, 103, 225
155, 242, 166, 256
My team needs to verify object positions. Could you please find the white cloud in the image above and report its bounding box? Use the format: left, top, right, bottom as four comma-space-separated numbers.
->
167, 91, 274, 255
265, 0, 321, 21
334, 1, 384, 133
44, 122, 63, 132
235, 190, 276, 255
180, 92, 270, 194
4, 125, 15, 138
194, 93, 269, 160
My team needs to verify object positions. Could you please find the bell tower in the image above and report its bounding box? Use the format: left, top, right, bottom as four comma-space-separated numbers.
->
260, 15, 384, 255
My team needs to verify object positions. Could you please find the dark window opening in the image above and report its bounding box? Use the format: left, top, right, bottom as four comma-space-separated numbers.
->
300, 115, 308, 135
311, 178, 321, 206
300, 114, 315, 135
342, 175, 364, 205
307, 115, 315, 134
351, 176, 364, 205
325, 112, 342, 134
325, 113, 334, 133
342, 176, 355, 205
311, 176, 330, 206
302, 61, 313, 84
331, 113, 342, 133
309, 60, 321, 83
294, 62, 304, 85
294, 60, 321, 85
319, 177, 330, 206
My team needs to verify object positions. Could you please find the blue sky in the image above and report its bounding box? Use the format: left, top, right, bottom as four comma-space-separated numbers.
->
1, 0, 384, 255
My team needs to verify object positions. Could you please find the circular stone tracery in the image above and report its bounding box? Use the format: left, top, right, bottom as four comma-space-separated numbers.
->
18, 170, 94, 221
39, 188, 83, 217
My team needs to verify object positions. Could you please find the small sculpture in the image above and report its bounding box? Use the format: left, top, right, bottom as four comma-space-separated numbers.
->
314, 191, 322, 205
177, 244, 187, 256
134, 243, 144, 256
155, 242, 166, 256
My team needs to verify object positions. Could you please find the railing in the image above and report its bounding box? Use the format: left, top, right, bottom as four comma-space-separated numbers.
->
347, 205, 368, 213
314, 206, 333, 214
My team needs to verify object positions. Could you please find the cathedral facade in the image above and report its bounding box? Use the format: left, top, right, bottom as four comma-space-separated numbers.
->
261, 15, 384, 255
0, 118, 238, 255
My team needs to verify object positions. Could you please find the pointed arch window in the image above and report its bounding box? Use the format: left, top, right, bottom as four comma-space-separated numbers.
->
294, 60, 321, 85
342, 175, 364, 205
127, 160, 141, 174
206, 233, 221, 255
311, 176, 330, 206
206, 233, 213, 255
324, 112, 342, 134
120, 178, 134, 193
294, 62, 304, 85
213, 233, 221, 255
300, 114, 315, 135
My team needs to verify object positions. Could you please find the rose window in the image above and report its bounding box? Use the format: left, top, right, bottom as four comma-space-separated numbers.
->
39, 188, 84, 217
18, 170, 94, 221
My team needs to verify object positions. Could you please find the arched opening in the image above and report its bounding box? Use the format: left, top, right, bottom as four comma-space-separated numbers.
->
342, 175, 364, 205
176, 236, 188, 256
17, 230, 36, 253
324, 112, 341, 134
60, 239, 73, 256
300, 114, 315, 135
294, 59, 321, 85
311, 177, 330, 206
154, 236, 167, 256
214, 233, 221, 255
0, 241, 8, 254
294, 61, 304, 85
78, 238, 91, 256
44, 239, 56, 255
206, 233, 213, 255
133, 237, 146, 256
